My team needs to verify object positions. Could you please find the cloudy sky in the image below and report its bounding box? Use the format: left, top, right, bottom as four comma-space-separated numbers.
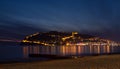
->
0, 0, 120, 41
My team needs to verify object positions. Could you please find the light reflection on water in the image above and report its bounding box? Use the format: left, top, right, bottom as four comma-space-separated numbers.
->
0, 43, 120, 62
23, 45, 120, 58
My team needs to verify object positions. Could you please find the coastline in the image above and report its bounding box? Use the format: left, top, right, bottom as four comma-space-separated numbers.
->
0, 54, 120, 69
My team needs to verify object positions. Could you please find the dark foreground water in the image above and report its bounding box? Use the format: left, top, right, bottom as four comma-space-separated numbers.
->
0, 42, 120, 62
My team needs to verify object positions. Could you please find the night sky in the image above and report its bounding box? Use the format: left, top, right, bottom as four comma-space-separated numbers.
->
0, 0, 120, 41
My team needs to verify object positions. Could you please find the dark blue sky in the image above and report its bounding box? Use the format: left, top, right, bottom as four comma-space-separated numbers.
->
0, 0, 120, 41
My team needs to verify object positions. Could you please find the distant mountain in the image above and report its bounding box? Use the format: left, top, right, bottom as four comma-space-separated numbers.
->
21, 31, 118, 46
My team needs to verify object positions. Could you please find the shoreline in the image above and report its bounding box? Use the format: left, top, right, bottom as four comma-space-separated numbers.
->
0, 54, 120, 69
0, 53, 120, 64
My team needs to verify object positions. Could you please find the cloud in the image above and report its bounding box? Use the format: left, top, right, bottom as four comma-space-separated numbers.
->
0, 0, 120, 41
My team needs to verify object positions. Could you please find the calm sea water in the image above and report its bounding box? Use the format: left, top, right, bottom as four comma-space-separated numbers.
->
0, 42, 120, 62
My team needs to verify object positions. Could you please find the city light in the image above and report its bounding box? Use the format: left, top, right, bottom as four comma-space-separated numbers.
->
22, 31, 120, 46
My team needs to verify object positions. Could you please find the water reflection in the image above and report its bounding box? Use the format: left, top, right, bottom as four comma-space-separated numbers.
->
23, 45, 119, 57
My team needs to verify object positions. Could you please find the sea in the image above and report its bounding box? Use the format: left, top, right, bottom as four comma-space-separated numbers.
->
0, 41, 120, 63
